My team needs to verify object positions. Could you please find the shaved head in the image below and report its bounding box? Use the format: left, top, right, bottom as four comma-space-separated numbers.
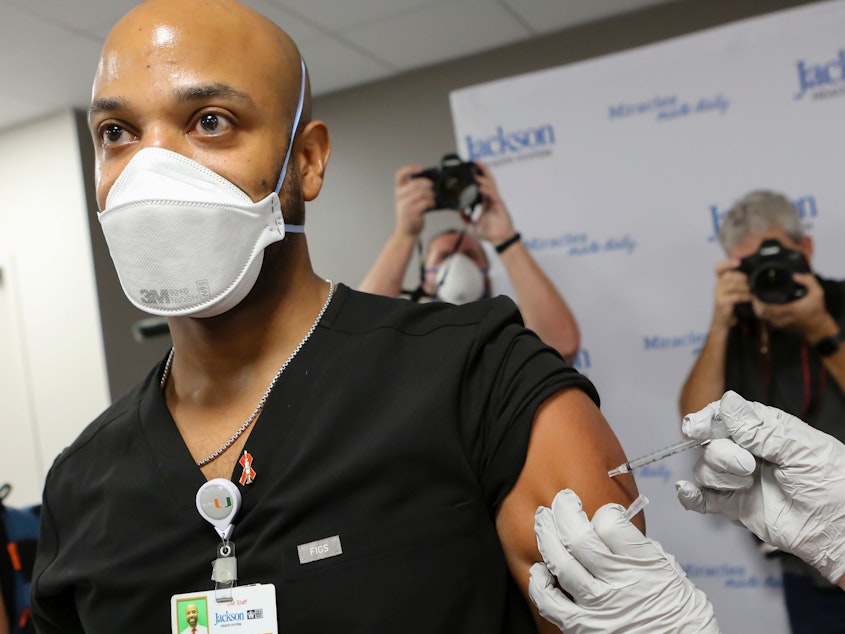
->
87, 0, 327, 215
95, 0, 310, 128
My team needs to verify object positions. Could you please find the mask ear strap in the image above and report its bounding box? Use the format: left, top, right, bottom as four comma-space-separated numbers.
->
276, 59, 307, 234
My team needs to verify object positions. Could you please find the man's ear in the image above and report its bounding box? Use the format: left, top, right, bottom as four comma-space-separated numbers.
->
801, 235, 814, 262
296, 120, 331, 201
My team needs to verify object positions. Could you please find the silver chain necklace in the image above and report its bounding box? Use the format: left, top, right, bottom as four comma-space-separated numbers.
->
160, 280, 335, 467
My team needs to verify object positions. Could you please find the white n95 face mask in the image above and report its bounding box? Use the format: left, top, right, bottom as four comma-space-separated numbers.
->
434, 252, 487, 305
99, 61, 307, 318
99, 148, 303, 318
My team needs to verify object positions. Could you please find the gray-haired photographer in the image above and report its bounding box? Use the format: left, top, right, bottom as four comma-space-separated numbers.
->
679, 189, 845, 632
358, 154, 580, 362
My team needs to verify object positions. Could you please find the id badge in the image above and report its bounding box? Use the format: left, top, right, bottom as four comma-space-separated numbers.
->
171, 584, 278, 633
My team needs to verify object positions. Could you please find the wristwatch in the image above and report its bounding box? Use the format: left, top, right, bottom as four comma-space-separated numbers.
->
813, 333, 841, 358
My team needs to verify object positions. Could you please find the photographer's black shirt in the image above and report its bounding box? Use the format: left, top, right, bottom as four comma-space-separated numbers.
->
32, 284, 597, 633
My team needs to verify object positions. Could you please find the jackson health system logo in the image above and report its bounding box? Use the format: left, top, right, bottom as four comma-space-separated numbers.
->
463, 122, 556, 167
794, 48, 845, 101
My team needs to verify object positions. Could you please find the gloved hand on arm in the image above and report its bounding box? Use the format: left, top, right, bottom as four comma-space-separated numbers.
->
677, 390, 845, 588
529, 489, 720, 633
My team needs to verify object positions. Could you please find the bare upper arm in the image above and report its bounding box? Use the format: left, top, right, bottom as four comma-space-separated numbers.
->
495, 387, 640, 632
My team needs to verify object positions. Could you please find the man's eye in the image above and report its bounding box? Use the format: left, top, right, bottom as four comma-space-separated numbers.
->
101, 124, 128, 145
194, 112, 232, 135
200, 113, 220, 131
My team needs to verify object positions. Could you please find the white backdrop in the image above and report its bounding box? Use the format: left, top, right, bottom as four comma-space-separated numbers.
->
450, 1, 845, 631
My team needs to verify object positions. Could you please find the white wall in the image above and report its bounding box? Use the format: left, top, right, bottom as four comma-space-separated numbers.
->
0, 111, 110, 506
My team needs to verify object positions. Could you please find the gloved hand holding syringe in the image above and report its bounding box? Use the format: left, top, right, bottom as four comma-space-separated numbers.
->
608, 410, 729, 478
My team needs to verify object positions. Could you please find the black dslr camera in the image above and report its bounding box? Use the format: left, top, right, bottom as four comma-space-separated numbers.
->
736, 238, 810, 304
413, 154, 482, 217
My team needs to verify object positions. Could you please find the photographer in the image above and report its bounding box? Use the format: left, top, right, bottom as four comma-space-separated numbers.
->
679, 189, 845, 632
359, 159, 580, 361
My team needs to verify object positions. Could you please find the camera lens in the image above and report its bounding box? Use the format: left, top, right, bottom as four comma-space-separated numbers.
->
750, 264, 793, 304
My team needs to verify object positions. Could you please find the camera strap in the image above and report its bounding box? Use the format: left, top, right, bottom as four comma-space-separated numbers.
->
760, 325, 826, 419
799, 343, 826, 417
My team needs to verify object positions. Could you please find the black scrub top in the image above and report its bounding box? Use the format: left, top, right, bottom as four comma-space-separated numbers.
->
32, 284, 598, 633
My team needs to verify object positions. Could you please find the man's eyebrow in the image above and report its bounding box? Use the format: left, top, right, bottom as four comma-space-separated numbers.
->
173, 83, 256, 106
87, 83, 255, 119
88, 96, 129, 119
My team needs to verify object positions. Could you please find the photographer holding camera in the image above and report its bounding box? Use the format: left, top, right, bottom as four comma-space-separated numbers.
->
359, 157, 580, 361
679, 189, 845, 633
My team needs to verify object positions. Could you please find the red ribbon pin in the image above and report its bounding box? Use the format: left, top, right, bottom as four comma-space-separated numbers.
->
239, 450, 256, 486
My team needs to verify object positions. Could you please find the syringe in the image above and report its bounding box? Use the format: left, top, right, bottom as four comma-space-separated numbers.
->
622, 494, 649, 521
608, 438, 711, 478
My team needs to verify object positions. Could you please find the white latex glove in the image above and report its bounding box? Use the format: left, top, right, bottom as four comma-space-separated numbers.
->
681, 401, 758, 491
676, 390, 845, 585
530, 489, 720, 633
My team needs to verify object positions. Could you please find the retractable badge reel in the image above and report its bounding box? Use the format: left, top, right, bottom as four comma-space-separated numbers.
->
196, 478, 242, 602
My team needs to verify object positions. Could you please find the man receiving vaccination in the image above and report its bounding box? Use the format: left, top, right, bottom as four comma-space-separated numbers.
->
30, 1, 638, 632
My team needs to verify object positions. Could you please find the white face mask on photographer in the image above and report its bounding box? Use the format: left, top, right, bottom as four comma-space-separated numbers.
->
98, 60, 307, 318
432, 252, 487, 305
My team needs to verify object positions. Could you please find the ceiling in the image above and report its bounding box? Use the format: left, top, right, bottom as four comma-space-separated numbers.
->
0, 0, 681, 134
